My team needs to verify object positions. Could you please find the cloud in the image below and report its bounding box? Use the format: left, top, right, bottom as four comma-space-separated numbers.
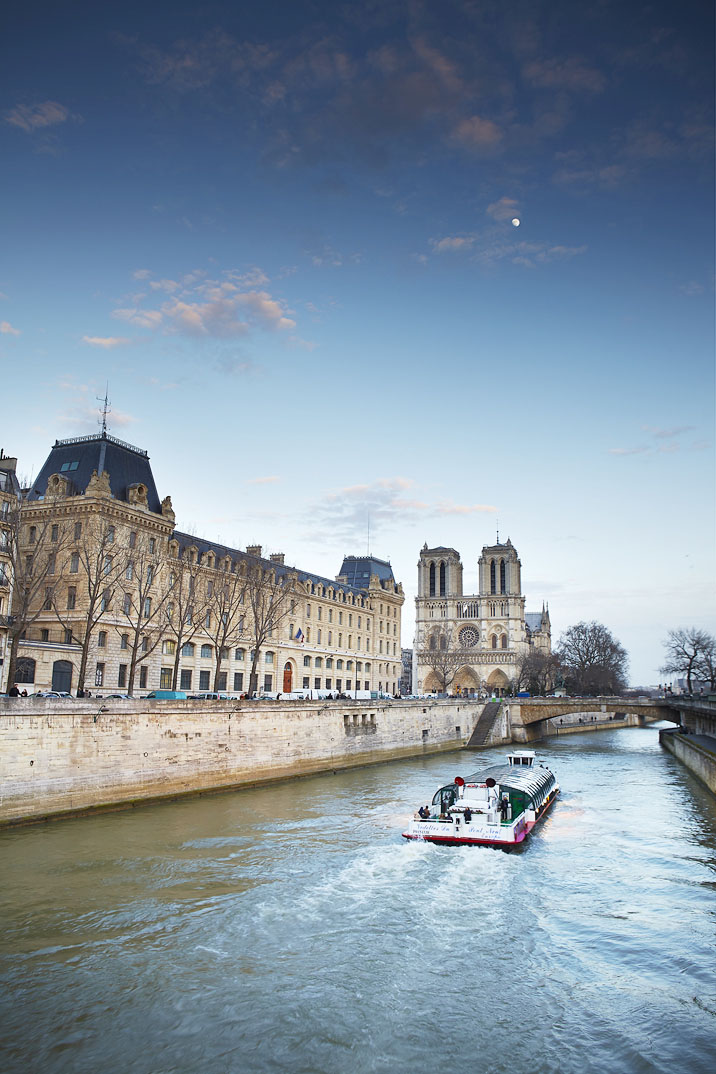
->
642, 425, 695, 440
608, 446, 650, 456
0, 320, 20, 335
431, 235, 475, 254
523, 58, 606, 94
112, 270, 296, 338
247, 476, 281, 485
450, 115, 503, 150
81, 335, 131, 348
486, 197, 521, 222
307, 479, 498, 542
679, 281, 705, 297
5, 100, 71, 132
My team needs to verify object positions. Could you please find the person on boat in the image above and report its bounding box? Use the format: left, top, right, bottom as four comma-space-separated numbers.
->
463, 807, 472, 822
418, 805, 430, 819
498, 796, 509, 820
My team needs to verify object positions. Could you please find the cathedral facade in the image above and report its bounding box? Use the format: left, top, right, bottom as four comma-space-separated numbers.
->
414, 539, 551, 696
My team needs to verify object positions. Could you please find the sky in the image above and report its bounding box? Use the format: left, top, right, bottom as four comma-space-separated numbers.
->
2, 0, 714, 686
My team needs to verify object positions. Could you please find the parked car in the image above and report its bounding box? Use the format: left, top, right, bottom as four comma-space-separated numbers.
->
143, 690, 187, 700
188, 691, 236, 700
102, 694, 136, 700
29, 691, 74, 699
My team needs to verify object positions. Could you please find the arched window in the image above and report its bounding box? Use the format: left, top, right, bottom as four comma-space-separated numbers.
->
500, 560, 506, 594
439, 634, 447, 651
490, 560, 496, 594
439, 561, 446, 597
15, 657, 36, 684
429, 633, 437, 651
429, 562, 436, 597
501, 634, 508, 649
491, 634, 497, 649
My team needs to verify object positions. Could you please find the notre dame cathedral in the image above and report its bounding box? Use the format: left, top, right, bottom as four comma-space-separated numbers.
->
414, 538, 551, 696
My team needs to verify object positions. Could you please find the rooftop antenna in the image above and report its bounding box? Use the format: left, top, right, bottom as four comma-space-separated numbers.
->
496, 518, 500, 545
367, 513, 371, 556
97, 385, 111, 436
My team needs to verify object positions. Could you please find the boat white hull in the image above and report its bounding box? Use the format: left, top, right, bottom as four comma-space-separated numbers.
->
402, 788, 558, 848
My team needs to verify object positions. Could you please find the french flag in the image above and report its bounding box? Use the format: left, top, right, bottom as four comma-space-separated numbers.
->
295, 628, 304, 643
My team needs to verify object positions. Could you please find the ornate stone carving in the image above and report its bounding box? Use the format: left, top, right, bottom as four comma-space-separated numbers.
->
86, 470, 112, 498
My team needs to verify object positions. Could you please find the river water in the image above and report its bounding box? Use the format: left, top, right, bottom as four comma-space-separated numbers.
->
1, 725, 715, 1074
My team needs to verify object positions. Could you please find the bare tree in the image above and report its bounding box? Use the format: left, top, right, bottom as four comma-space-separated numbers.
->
115, 547, 172, 694
203, 560, 250, 692
556, 621, 628, 695
160, 556, 212, 690
695, 635, 716, 692
52, 518, 124, 693
243, 559, 294, 696
512, 648, 561, 696
3, 508, 71, 687
660, 627, 715, 694
419, 625, 462, 695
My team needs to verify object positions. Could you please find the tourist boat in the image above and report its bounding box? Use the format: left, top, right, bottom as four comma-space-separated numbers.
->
402, 750, 559, 848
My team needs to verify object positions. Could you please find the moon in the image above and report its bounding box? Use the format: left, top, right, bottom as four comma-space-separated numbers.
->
511, 218, 520, 227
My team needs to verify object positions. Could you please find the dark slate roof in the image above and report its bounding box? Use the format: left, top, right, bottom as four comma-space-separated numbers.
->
525, 612, 546, 633
171, 532, 385, 601
27, 434, 162, 514
0, 462, 21, 498
338, 555, 396, 588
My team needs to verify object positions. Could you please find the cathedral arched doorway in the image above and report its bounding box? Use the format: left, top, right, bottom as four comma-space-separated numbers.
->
486, 668, 510, 697
283, 662, 293, 693
52, 660, 73, 693
454, 666, 480, 697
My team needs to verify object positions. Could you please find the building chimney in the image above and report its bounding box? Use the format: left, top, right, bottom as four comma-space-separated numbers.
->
269, 553, 285, 565
0, 454, 18, 472
246, 544, 262, 558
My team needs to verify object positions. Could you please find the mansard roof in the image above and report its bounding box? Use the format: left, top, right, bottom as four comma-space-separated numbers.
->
338, 555, 397, 588
171, 532, 396, 601
27, 433, 162, 513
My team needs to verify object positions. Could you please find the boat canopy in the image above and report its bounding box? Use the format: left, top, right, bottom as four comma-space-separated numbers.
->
462, 763, 555, 805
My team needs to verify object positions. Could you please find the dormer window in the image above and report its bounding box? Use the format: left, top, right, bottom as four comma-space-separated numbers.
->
60, 461, 79, 472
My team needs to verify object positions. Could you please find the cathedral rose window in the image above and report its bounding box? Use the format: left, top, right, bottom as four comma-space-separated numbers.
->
459, 627, 479, 648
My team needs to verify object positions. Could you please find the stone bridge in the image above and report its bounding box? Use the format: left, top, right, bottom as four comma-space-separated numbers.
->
504, 696, 679, 740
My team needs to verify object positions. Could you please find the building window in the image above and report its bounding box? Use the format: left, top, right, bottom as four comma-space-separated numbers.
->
201, 644, 212, 658
40, 628, 49, 642
492, 634, 497, 649
118, 664, 127, 688
180, 669, 192, 690
315, 657, 323, 668
123, 594, 131, 615
44, 587, 52, 610
302, 677, 310, 689
67, 587, 76, 610
501, 634, 508, 649
149, 538, 156, 554
199, 670, 210, 690
28, 525, 36, 544
15, 657, 36, 684
95, 663, 105, 687
265, 651, 274, 665
337, 659, 343, 670
160, 668, 172, 689
98, 631, 107, 648
325, 658, 333, 669
107, 526, 115, 544
303, 655, 311, 667
64, 629, 73, 644
101, 589, 110, 612
70, 553, 79, 573
325, 678, 332, 689
51, 524, 58, 542
162, 640, 176, 655
141, 636, 148, 652
235, 648, 245, 660
233, 672, 244, 692
129, 531, 137, 549
182, 642, 195, 657
314, 677, 321, 690
74, 522, 82, 540
120, 633, 129, 649
205, 612, 211, 629
139, 666, 148, 689
263, 674, 272, 691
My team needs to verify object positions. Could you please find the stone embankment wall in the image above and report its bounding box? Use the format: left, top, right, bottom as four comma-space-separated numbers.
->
660, 731, 716, 795
0, 697, 509, 826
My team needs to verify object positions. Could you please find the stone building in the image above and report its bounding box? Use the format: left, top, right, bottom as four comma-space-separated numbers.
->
0, 451, 21, 693
414, 539, 551, 696
10, 431, 404, 696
